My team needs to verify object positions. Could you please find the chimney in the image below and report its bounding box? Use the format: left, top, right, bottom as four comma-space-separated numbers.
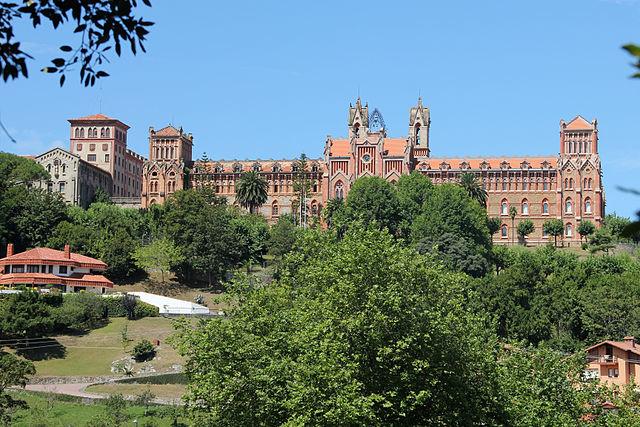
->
624, 336, 635, 348
6, 243, 14, 257
64, 244, 71, 259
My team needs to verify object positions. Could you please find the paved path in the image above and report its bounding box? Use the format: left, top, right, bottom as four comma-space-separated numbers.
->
23, 382, 104, 399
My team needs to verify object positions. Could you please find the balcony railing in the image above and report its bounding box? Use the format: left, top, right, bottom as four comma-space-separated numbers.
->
587, 355, 618, 364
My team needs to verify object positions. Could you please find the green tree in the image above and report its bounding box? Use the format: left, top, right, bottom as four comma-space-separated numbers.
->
0, 1, 153, 86
416, 232, 490, 277
543, 219, 564, 247
174, 228, 502, 425
604, 213, 631, 242
0, 351, 35, 425
487, 217, 501, 237
459, 172, 487, 207
509, 206, 517, 245
588, 228, 615, 255
54, 293, 107, 331
235, 171, 268, 214
130, 339, 156, 362
135, 388, 157, 416
0, 291, 55, 338
231, 213, 269, 272
133, 238, 184, 283
577, 220, 596, 243
91, 187, 112, 204
395, 172, 433, 237
344, 176, 401, 234
267, 214, 298, 259
516, 219, 535, 245
292, 153, 312, 228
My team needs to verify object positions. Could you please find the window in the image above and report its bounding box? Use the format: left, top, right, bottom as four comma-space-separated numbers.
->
87, 154, 97, 162
502, 181, 507, 191
542, 199, 549, 215
543, 181, 549, 191
523, 181, 528, 191
566, 223, 573, 237
273, 183, 279, 193
501, 224, 508, 238
106, 128, 110, 138
583, 178, 588, 189
100, 128, 105, 138
27, 265, 39, 273
501, 199, 508, 215
59, 266, 68, 274
564, 178, 568, 189
569, 178, 574, 189
77, 144, 83, 151
415, 124, 421, 145
74, 128, 80, 138
48, 265, 54, 273
543, 227, 549, 237
335, 181, 344, 200
272, 202, 279, 217
11, 265, 24, 273
521, 199, 529, 215
588, 178, 593, 189
59, 182, 65, 192
105, 154, 110, 162
565, 198, 573, 214
47, 182, 53, 192
40, 265, 46, 273
608, 368, 619, 378
311, 203, 318, 216
585, 198, 592, 214
80, 128, 84, 138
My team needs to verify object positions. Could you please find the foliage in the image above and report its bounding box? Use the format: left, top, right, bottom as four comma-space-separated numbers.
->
344, 176, 401, 234
0, 0, 154, 86
623, 43, 640, 78
55, 293, 107, 331
230, 213, 269, 271
0, 351, 35, 425
543, 219, 564, 247
102, 296, 158, 319
91, 187, 112, 204
604, 213, 632, 241
516, 219, 535, 243
0, 290, 55, 338
104, 393, 128, 426
459, 172, 487, 207
130, 339, 156, 362
395, 172, 433, 237
134, 388, 157, 416
267, 214, 298, 258
235, 171, 268, 214
291, 153, 313, 227
174, 227, 502, 425
578, 220, 596, 242
487, 217, 501, 236
588, 228, 615, 255
416, 232, 490, 278
133, 238, 184, 283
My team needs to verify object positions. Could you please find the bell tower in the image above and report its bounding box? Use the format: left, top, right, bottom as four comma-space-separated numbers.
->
348, 97, 369, 139
408, 97, 430, 156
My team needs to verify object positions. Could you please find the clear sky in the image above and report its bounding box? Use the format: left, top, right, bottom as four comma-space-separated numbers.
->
1, 0, 639, 217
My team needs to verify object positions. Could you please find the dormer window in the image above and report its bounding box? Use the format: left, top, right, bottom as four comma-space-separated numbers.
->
272, 164, 281, 173
233, 164, 242, 173
311, 164, 319, 173
252, 163, 261, 172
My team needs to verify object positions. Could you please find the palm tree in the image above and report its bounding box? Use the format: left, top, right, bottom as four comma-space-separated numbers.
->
459, 173, 487, 207
235, 171, 268, 214
509, 206, 518, 246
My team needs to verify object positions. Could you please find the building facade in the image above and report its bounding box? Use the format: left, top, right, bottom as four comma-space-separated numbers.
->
68, 113, 145, 198
0, 243, 113, 293
33, 147, 113, 208
585, 337, 640, 386
142, 98, 604, 244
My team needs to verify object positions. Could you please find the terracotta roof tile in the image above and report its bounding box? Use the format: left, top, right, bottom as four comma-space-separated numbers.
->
420, 157, 557, 170
586, 340, 640, 357
329, 139, 350, 157
153, 126, 181, 137
0, 247, 107, 269
70, 113, 113, 121
564, 115, 594, 130
0, 272, 113, 288
383, 138, 407, 156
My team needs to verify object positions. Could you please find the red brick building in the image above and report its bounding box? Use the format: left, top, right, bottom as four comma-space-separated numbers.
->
142, 98, 604, 244
0, 243, 113, 293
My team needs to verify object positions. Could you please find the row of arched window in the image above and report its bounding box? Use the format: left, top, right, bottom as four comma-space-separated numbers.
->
148, 180, 176, 193
270, 200, 319, 217
500, 223, 575, 238
563, 177, 594, 189
74, 127, 111, 138
500, 197, 593, 216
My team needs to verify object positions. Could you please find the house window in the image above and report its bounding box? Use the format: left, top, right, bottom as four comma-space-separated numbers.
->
542, 199, 549, 214
105, 154, 110, 162
501, 224, 508, 238
521, 199, 529, 215
523, 181, 528, 191
27, 265, 39, 273
608, 368, 619, 378
48, 265, 54, 273
41, 265, 47, 273
565, 223, 573, 237
87, 154, 97, 162
12, 265, 24, 273
59, 266, 68, 274
272, 202, 279, 217
585, 199, 592, 214
565, 198, 573, 214
59, 182, 65, 192
543, 181, 549, 191
501, 200, 508, 215
335, 181, 344, 200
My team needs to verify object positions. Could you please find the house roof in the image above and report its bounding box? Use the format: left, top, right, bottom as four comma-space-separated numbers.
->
68, 113, 130, 129
153, 125, 182, 137
0, 247, 107, 269
193, 159, 324, 174
563, 115, 595, 131
383, 138, 407, 156
328, 139, 350, 157
0, 272, 113, 288
585, 340, 640, 357
418, 157, 557, 170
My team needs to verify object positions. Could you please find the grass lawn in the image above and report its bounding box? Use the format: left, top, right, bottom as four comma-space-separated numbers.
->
25, 317, 184, 377
9, 390, 186, 427
85, 382, 186, 400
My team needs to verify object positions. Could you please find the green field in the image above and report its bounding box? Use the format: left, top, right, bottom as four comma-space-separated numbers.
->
20, 317, 183, 377
8, 390, 186, 427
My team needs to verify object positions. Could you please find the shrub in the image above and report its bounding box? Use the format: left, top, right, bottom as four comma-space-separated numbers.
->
55, 293, 107, 331
103, 296, 159, 319
131, 339, 156, 362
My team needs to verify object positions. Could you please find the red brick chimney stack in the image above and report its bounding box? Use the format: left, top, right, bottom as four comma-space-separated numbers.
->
624, 336, 635, 348
64, 244, 71, 259
6, 243, 14, 257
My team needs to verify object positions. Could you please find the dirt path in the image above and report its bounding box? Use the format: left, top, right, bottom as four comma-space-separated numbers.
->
23, 382, 104, 399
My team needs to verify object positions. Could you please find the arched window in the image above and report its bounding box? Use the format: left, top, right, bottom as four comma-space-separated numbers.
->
46, 164, 51, 173
564, 178, 568, 189
271, 201, 279, 217
74, 128, 79, 138
588, 178, 593, 189
542, 199, 549, 214
311, 164, 319, 173
415, 124, 421, 145
252, 163, 261, 172
569, 178, 574, 189
583, 178, 587, 189
100, 128, 105, 138
353, 123, 360, 137
501, 199, 508, 215
311, 202, 318, 216
335, 181, 344, 200
585, 198, 592, 214
565, 198, 573, 214
80, 128, 85, 138
105, 128, 110, 138
566, 223, 573, 237
501, 224, 508, 238
273, 181, 279, 193
521, 199, 529, 215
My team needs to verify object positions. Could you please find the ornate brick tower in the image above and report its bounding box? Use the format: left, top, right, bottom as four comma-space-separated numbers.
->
141, 125, 194, 207
558, 116, 604, 238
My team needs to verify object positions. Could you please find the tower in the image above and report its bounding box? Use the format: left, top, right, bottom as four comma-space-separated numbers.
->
558, 116, 604, 232
348, 97, 369, 139
408, 97, 430, 155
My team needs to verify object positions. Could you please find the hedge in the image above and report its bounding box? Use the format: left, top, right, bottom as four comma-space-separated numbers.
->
102, 295, 159, 319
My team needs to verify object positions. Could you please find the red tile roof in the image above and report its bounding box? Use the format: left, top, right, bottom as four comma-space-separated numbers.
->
153, 126, 181, 137
419, 157, 557, 170
0, 247, 107, 269
564, 115, 594, 130
71, 113, 113, 121
383, 138, 407, 156
328, 139, 350, 157
585, 340, 640, 357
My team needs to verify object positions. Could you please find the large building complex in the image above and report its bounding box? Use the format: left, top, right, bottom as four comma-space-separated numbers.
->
142, 98, 604, 245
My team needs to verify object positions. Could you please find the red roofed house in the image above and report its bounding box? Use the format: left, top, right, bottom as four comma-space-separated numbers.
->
585, 337, 640, 386
0, 243, 113, 294
141, 98, 604, 245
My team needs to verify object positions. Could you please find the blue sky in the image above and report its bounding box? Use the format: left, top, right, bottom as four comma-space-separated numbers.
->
1, 0, 639, 217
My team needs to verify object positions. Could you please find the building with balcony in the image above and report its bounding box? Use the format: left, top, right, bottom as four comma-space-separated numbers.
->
585, 337, 640, 386
0, 244, 113, 293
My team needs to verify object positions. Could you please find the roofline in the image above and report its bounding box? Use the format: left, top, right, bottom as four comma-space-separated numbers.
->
68, 117, 130, 130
